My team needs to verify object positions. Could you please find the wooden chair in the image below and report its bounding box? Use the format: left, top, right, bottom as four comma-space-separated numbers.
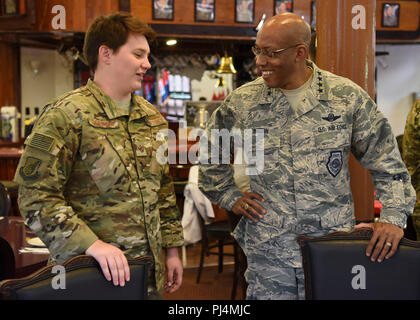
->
0, 255, 153, 300
0, 237, 15, 281
196, 205, 234, 284
227, 211, 247, 300
298, 228, 420, 300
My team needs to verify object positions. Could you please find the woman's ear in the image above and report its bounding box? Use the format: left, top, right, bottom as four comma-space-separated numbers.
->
98, 45, 112, 66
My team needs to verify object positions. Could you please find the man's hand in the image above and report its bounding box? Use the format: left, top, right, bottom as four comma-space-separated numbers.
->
85, 239, 130, 286
231, 192, 266, 222
355, 221, 404, 262
165, 247, 183, 294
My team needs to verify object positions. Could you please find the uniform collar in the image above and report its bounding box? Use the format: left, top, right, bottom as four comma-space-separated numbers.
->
307, 60, 331, 101
130, 94, 159, 120
258, 60, 331, 104
257, 60, 332, 121
86, 79, 157, 120
290, 61, 333, 120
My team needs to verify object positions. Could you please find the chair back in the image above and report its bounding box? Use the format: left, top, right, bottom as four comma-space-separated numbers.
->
0, 183, 11, 217
298, 228, 420, 300
226, 211, 242, 232
0, 254, 153, 300
0, 237, 15, 281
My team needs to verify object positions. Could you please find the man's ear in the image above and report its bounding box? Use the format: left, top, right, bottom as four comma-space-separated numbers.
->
295, 45, 309, 62
98, 45, 112, 66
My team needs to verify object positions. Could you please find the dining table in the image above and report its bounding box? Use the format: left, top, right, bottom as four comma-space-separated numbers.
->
0, 216, 49, 279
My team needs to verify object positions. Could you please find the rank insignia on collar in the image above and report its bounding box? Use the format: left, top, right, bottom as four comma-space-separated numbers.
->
322, 113, 341, 122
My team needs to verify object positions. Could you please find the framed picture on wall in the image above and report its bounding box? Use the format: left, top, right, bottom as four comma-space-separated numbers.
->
381, 3, 400, 27
195, 0, 215, 22
2, 0, 19, 15
274, 0, 293, 15
152, 0, 174, 21
235, 0, 254, 24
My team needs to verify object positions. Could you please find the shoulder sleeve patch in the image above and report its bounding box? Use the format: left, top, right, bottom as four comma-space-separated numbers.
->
26, 132, 63, 156
19, 156, 42, 181
28, 133, 54, 152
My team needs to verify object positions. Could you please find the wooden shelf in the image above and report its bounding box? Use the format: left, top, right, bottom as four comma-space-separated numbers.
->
0, 140, 23, 148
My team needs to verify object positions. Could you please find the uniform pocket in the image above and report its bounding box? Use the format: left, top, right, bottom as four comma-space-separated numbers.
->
313, 122, 350, 149
135, 125, 166, 179
313, 123, 350, 182
79, 136, 130, 194
79, 120, 131, 194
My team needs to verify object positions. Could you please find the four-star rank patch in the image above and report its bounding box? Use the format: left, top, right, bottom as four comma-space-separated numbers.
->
327, 151, 343, 177
20, 156, 42, 181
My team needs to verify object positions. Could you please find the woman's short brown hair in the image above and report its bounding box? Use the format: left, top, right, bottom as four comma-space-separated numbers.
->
83, 12, 156, 72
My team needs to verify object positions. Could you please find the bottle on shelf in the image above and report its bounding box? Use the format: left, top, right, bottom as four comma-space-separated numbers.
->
1, 106, 19, 142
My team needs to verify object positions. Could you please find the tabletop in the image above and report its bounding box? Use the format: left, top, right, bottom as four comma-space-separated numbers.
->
0, 216, 49, 278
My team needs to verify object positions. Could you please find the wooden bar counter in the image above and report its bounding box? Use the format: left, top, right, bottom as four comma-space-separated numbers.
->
0, 146, 22, 181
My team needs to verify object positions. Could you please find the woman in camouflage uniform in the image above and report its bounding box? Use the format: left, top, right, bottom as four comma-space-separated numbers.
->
15, 12, 184, 299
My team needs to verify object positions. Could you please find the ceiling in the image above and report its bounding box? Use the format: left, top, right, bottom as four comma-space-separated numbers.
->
0, 31, 254, 57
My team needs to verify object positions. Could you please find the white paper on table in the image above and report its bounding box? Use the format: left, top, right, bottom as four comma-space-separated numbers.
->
27, 237, 46, 247
19, 247, 50, 254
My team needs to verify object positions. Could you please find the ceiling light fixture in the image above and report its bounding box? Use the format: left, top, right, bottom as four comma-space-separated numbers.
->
166, 39, 177, 46
254, 13, 266, 32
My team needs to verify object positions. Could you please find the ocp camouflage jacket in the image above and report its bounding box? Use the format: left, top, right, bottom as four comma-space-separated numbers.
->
15, 79, 184, 294
403, 99, 420, 216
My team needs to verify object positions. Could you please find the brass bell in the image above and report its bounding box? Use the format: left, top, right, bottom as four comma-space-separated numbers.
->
217, 54, 237, 74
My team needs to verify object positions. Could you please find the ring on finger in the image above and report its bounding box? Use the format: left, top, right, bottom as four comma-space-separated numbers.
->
243, 203, 249, 210
385, 241, 392, 247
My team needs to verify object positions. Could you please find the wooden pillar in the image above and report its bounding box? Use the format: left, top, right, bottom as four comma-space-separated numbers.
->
316, 0, 376, 222
0, 41, 20, 110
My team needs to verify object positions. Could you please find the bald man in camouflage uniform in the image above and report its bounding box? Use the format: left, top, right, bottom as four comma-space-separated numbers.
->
403, 99, 420, 240
14, 12, 183, 299
199, 13, 415, 299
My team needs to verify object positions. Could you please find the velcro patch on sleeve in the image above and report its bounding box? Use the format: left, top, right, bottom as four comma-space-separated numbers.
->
89, 119, 120, 129
146, 115, 167, 127
19, 156, 42, 181
25, 132, 63, 156
29, 133, 55, 153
